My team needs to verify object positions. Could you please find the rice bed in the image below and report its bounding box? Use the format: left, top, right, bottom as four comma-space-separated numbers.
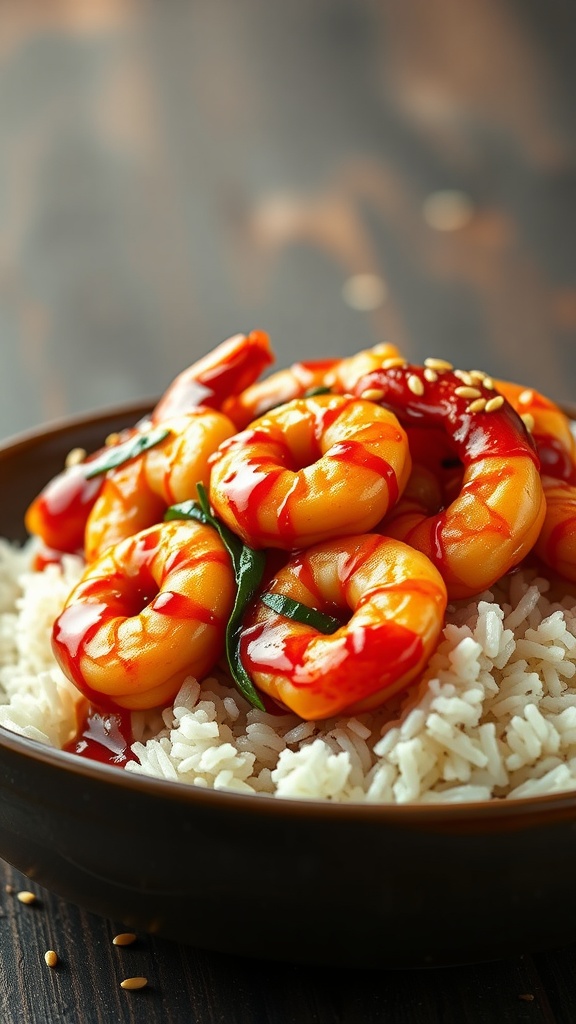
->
2, 539, 576, 803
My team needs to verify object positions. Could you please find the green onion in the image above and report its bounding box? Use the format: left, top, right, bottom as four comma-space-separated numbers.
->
166, 484, 267, 710
302, 386, 332, 398
85, 427, 171, 479
260, 591, 341, 634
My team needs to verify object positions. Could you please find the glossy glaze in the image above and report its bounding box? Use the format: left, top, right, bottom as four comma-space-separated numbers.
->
1, 405, 576, 968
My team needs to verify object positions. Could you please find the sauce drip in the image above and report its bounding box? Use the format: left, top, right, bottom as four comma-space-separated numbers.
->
64, 705, 133, 767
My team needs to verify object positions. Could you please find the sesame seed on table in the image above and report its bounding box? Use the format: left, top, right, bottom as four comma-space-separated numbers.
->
0, 2, 576, 1023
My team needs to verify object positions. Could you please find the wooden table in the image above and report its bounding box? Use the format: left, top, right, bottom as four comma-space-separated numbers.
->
1, 2, 576, 1021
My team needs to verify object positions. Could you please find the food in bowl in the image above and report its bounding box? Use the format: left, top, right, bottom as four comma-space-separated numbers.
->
2, 330, 576, 804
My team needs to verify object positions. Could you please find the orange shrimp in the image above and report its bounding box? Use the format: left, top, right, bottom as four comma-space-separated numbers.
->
324, 342, 405, 394
532, 478, 576, 582
25, 331, 273, 560
84, 407, 237, 561
209, 392, 411, 550
495, 380, 576, 484
152, 329, 273, 422
221, 343, 403, 430
494, 381, 576, 582
353, 360, 546, 598
240, 534, 447, 719
52, 520, 235, 711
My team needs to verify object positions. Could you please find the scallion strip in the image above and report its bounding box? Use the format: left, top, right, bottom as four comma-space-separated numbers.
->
166, 485, 267, 710
260, 591, 341, 634
85, 427, 171, 479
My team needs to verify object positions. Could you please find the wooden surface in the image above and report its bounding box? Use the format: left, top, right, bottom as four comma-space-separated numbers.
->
1, 2, 576, 1021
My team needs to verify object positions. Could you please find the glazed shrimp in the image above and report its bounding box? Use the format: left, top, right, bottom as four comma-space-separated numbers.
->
84, 407, 236, 561
324, 342, 405, 394
221, 343, 403, 429
209, 393, 411, 550
52, 520, 235, 710
353, 359, 546, 598
25, 331, 272, 559
152, 329, 273, 422
494, 380, 576, 484
490, 382, 576, 582
532, 478, 576, 582
240, 534, 447, 719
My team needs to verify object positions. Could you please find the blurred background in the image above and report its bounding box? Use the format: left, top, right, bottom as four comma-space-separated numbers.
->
0, 0, 575, 438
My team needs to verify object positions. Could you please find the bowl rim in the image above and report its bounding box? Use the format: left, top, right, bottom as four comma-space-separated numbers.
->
2, 398, 576, 824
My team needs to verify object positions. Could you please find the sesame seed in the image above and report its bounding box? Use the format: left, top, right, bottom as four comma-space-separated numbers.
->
454, 370, 475, 386
482, 377, 495, 390
468, 370, 487, 381
17, 891, 36, 905
518, 389, 534, 406
518, 994, 535, 1002
424, 358, 453, 372
120, 977, 148, 991
64, 447, 86, 468
44, 950, 58, 968
485, 395, 505, 412
423, 368, 438, 383
467, 398, 487, 414
407, 374, 425, 396
360, 388, 385, 402
105, 432, 121, 447
454, 386, 482, 399
113, 933, 137, 947
521, 412, 535, 432
5, 885, 14, 894
381, 357, 407, 370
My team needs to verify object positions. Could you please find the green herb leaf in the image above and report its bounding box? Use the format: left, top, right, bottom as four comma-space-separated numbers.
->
260, 591, 341, 634
85, 427, 171, 479
166, 484, 267, 710
302, 386, 332, 398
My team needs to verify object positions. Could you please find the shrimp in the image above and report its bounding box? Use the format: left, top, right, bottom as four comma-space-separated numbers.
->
239, 533, 447, 719
84, 407, 236, 561
494, 380, 576, 484
221, 343, 403, 429
494, 381, 576, 581
209, 392, 412, 550
532, 478, 576, 582
353, 359, 546, 598
51, 520, 235, 710
324, 342, 405, 394
152, 329, 273, 422
25, 331, 273, 559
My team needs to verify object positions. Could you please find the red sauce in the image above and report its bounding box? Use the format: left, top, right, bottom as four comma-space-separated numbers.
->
353, 366, 540, 468
536, 434, 576, 484
241, 618, 423, 703
25, 461, 105, 553
64, 704, 133, 767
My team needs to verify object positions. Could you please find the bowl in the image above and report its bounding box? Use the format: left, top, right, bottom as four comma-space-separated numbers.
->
1, 403, 576, 970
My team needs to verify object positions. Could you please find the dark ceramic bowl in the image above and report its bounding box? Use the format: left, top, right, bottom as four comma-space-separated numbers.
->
1, 403, 576, 970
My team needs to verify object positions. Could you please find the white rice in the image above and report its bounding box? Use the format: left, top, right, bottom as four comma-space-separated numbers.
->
2, 537, 576, 804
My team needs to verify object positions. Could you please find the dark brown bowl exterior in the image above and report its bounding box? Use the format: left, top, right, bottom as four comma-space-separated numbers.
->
1, 404, 576, 969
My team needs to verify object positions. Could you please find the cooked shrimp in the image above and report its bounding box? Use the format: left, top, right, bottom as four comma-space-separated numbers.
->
152, 329, 273, 422
221, 343, 404, 429
52, 520, 235, 710
85, 407, 237, 561
495, 380, 576, 484
222, 357, 341, 429
240, 533, 447, 719
354, 360, 546, 598
324, 342, 405, 394
25, 331, 272, 559
533, 478, 576, 582
209, 393, 411, 550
